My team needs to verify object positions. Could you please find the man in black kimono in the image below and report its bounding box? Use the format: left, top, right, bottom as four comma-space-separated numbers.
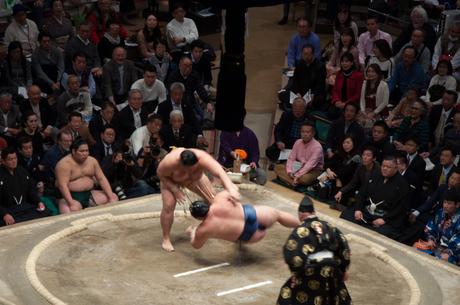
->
278, 196, 351, 305
0, 147, 50, 226
340, 156, 411, 240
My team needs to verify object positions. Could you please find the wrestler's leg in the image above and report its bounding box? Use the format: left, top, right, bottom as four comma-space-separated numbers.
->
254, 206, 300, 229
91, 190, 110, 205
58, 198, 82, 214
160, 182, 177, 252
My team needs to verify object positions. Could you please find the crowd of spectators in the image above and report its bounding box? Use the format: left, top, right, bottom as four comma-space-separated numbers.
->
272, 2, 460, 265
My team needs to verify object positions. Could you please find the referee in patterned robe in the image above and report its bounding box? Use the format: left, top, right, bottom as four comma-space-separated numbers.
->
277, 196, 352, 305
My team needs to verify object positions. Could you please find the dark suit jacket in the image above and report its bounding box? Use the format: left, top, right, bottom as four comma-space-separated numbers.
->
407, 154, 426, 178
157, 100, 202, 135
59, 124, 96, 146
0, 105, 21, 134
88, 112, 116, 140
113, 106, 148, 140
428, 164, 456, 192
401, 168, 421, 210
102, 59, 140, 99
160, 124, 196, 151
326, 118, 365, 152
19, 98, 56, 128
428, 105, 456, 144
273, 110, 310, 149
90, 140, 121, 164
165, 70, 209, 105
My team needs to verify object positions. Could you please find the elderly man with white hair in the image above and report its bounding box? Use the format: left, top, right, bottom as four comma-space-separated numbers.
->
432, 21, 460, 81
160, 110, 196, 151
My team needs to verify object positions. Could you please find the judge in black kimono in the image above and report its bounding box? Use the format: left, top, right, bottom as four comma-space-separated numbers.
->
340, 156, 411, 240
0, 148, 50, 226
278, 196, 351, 305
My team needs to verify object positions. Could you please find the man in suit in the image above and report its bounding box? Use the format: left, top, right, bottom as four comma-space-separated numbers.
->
19, 85, 56, 132
362, 120, 395, 163
188, 39, 213, 87
428, 146, 457, 192
160, 110, 196, 151
404, 137, 426, 179
0, 93, 22, 145
89, 101, 117, 139
114, 89, 148, 141
326, 103, 364, 158
157, 82, 206, 147
429, 90, 457, 147
102, 47, 139, 105
59, 112, 96, 146
395, 152, 420, 210
90, 124, 119, 164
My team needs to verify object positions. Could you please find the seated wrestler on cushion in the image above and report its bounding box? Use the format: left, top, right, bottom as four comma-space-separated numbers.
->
186, 191, 300, 248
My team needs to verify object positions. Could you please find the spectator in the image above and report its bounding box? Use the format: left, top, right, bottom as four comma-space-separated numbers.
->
362, 120, 395, 163
62, 52, 97, 98
366, 39, 394, 80
56, 75, 93, 126
388, 46, 425, 104
274, 121, 324, 187
102, 47, 139, 105
441, 113, 460, 154
90, 124, 118, 163
393, 29, 431, 74
286, 45, 326, 110
137, 14, 162, 59
166, 56, 210, 121
277, 0, 310, 25
403, 137, 427, 179
0, 147, 49, 226
218, 124, 267, 185
114, 89, 148, 140
131, 64, 167, 114
332, 3, 358, 44
422, 189, 460, 265
358, 64, 389, 130
148, 39, 171, 82
393, 100, 430, 152
334, 146, 381, 208
98, 20, 125, 64
32, 32, 64, 94
4, 41, 33, 90
189, 39, 213, 87
59, 112, 95, 145
423, 60, 457, 106
4, 4, 40, 57
86, 0, 128, 45
160, 110, 196, 152
265, 97, 309, 165
166, 3, 199, 63
357, 16, 392, 67
129, 114, 163, 157
18, 112, 45, 157
327, 28, 359, 86
41, 130, 72, 183
287, 17, 321, 69
43, 0, 74, 50
326, 103, 364, 158
340, 156, 411, 240
19, 85, 56, 132
429, 90, 457, 147
395, 152, 421, 209
0, 93, 22, 145
386, 87, 419, 129
89, 101, 117, 139
64, 21, 102, 76
432, 21, 460, 82
329, 52, 364, 119
428, 147, 457, 192
393, 6, 437, 55
318, 135, 361, 201
17, 136, 44, 184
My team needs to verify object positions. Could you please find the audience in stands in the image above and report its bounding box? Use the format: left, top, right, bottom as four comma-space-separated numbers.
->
5, 41, 33, 90
160, 110, 196, 151
148, 40, 171, 82
137, 14, 162, 59
98, 20, 125, 64
394, 29, 431, 74
393, 100, 430, 152
363, 120, 395, 163
432, 22, 460, 82
332, 4, 358, 44
287, 17, 321, 69
4, 4, 40, 58
429, 90, 458, 147
62, 52, 97, 99
43, 0, 74, 50
0, 93, 22, 146
357, 16, 392, 68
366, 39, 394, 80
423, 60, 457, 106
327, 28, 360, 86
86, 0, 128, 45
131, 65, 167, 114
386, 87, 419, 129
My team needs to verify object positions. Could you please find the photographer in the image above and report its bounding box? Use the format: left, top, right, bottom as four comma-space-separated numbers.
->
102, 146, 156, 200
136, 135, 168, 190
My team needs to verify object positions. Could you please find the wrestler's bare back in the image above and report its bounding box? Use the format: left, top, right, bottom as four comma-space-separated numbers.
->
200, 200, 245, 242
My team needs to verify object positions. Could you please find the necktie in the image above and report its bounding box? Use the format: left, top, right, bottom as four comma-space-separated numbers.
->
439, 169, 446, 185
174, 129, 180, 140
106, 146, 111, 156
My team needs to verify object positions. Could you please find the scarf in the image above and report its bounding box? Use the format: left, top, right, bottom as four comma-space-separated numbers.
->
103, 32, 121, 45
341, 68, 354, 101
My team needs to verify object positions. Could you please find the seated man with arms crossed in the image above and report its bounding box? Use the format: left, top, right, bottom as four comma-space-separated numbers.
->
186, 190, 300, 248
55, 138, 118, 214
157, 148, 241, 252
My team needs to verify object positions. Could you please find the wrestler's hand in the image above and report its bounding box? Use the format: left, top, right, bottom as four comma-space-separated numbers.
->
108, 193, 118, 203
3, 214, 15, 225
372, 218, 385, 227
354, 210, 363, 221
37, 202, 46, 211
172, 187, 185, 204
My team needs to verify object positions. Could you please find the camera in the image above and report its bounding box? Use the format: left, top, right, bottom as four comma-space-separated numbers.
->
148, 137, 161, 157
121, 144, 134, 163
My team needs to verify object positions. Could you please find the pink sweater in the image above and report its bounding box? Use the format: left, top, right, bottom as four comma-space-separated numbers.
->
286, 138, 324, 178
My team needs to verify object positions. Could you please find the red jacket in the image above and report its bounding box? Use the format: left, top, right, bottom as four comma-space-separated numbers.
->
331, 70, 364, 105
87, 10, 128, 44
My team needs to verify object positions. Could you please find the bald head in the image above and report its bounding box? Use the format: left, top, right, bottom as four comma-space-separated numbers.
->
112, 47, 127, 64
27, 85, 42, 104
179, 57, 193, 77
292, 97, 307, 118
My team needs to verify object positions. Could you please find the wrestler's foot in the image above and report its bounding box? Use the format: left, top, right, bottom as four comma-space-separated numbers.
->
162, 239, 175, 252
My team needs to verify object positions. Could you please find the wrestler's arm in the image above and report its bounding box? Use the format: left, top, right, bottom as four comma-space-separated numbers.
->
157, 158, 180, 192
93, 158, 117, 202
187, 224, 209, 249
196, 150, 240, 201
55, 160, 75, 205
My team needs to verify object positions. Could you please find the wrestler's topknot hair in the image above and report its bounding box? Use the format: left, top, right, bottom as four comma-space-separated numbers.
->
70, 137, 87, 151
180, 150, 198, 166
190, 200, 209, 218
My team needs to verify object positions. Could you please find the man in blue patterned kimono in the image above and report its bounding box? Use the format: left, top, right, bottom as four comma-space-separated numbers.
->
423, 189, 460, 265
